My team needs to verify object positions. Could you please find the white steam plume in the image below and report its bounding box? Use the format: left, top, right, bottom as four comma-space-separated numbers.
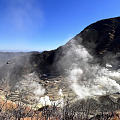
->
16, 72, 45, 100
62, 38, 120, 99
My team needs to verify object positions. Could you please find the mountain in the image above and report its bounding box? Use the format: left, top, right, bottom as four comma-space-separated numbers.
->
80, 17, 120, 55
30, 17, 120, 74
0, 17, 120, 105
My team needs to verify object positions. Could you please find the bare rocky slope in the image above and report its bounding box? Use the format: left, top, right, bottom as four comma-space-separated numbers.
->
30, 17, 120, 74
0, 17, 120, 108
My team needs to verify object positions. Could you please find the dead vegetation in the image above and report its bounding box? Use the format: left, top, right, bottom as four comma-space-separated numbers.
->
0, 95, 120, 120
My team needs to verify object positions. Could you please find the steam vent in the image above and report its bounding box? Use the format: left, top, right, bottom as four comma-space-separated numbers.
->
1, 17, 120, 113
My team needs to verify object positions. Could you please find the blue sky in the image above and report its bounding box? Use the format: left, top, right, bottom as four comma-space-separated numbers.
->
0, 0, 120, 51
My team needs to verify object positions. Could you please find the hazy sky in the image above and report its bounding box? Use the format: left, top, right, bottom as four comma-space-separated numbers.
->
0, 0, 120, 51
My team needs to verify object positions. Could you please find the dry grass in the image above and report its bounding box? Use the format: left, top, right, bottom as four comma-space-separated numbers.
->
0, 96, 120, 120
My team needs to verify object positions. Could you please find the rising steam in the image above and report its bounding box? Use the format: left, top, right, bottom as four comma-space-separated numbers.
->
15, 72, 45, 100
62, 37, 120, 99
